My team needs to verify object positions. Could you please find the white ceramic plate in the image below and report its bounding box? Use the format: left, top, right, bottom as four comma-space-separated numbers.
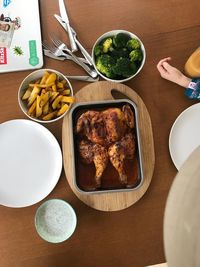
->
0, 119, 62, 208
169, 103, 200, 170
35, 199, 77, 243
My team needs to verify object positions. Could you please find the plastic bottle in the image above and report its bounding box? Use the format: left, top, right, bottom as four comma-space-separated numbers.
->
184, 47, 200, 77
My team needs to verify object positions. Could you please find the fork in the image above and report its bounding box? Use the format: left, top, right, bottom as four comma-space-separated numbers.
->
43, 40, 74, 62
43, 47, 88, 63
49, 34, 98, 78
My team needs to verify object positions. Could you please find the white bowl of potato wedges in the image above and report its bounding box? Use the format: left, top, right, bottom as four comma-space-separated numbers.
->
18, 69, 74, 123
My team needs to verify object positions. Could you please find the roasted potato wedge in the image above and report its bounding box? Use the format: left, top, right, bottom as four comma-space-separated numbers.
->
61, 96, 75, 103
45, 73, 57, 86
28, 86, 41, 107
42, 111, 57, 121
36, 95, 42, 118
22, 88, 32, 100
57, 104, 69, 116
28, 100, 36, 116
52, 95, 63, 110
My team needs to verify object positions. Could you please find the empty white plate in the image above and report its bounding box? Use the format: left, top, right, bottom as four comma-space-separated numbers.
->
0, 119, 62, 207
169, 103, 200, 170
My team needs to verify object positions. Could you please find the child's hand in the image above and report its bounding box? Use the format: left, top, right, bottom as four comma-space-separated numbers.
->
157, 57, 191, 87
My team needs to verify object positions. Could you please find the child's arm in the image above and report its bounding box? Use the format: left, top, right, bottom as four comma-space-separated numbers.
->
157, 57, 200, 99
157, 57, 191, 87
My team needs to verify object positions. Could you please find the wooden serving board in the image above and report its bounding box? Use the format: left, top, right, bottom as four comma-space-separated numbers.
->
62, 81, 155, 211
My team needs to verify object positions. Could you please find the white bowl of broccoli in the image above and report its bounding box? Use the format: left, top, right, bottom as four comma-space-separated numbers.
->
92, 30, 146, 83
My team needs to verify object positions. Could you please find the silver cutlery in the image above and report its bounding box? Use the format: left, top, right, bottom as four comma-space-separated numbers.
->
42, 40, 68, 58
49, 34, 98, 78
43, 49, 99, 82
65, 75, 99, 82
71, 27, 94, 66
58, 0, 77, 52
43, 48, 88, 63
54, 14, 94, 66
43, 49, 65, 61
43, 41, 89, 65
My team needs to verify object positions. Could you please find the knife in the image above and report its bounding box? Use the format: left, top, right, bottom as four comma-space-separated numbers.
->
65, 75, 99, 82
43, 49, 65, 61
58, 0, 77, 52
54, 14, 94, 66
43, 49, 88, 63
111, 89, 134, 102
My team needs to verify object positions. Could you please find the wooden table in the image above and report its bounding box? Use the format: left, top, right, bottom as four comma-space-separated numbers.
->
1, 1, 200, 266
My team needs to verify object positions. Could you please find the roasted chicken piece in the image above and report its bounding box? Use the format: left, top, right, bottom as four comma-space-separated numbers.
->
76, 111, 106, 146
108, 133, 135, 185
76, 104, 134, 147
79, 139, 108, 187
102, 107, 127, 145
122, 104, 134, 129
78, 139, 93, 164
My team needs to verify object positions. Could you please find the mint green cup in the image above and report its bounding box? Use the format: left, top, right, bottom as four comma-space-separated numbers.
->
35, 199, 77, 243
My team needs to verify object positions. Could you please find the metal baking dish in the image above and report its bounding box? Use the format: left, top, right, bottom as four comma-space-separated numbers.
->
69, 99, 144, 194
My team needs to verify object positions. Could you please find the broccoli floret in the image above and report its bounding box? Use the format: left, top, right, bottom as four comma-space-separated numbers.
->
96, 54, 115, 78
110, 47, 129, 60
112, 58, 137, 78
127, 38, 141, 50
109, 46, 114, 52
129, 49, 143, 62
102, 38, 113, 53
94, 45, 103, 57
113, 33, 131, 48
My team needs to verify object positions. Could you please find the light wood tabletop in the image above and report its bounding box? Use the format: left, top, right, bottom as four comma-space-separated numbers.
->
1, 1, 200, 266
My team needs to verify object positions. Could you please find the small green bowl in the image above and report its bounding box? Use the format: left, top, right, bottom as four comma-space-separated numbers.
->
35, 199, 77, 243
